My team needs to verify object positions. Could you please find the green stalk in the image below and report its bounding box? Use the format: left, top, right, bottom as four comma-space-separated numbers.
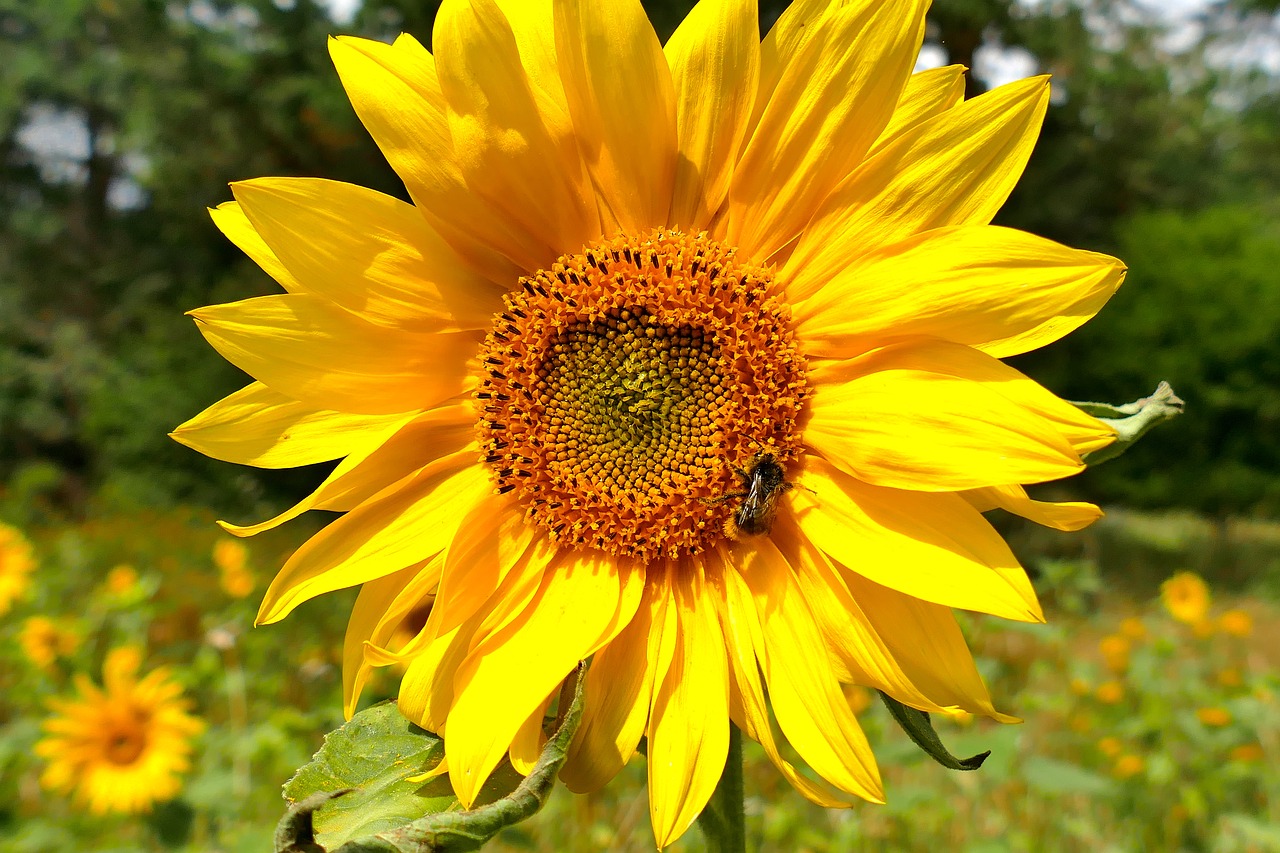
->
696, 723, 746, 853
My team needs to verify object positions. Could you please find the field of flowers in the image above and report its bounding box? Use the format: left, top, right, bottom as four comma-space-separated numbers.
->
1, 500, 1276, 852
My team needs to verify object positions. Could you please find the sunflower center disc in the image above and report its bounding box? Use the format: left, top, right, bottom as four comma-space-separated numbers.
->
104, 710, 149, 764
476, 229, 808, 563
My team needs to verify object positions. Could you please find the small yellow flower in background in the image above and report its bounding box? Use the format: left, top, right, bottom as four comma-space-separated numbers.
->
1161, 571, 1210, 625
19, 617, 80, 671
213, 538, 256, 598
1218, 608, 1252, 637
1113, 753, 1144, 780
1098, 634, 1130, 675
35, 647, 204, 815
1069, 676, 1092, 697
1216, 667, 1243, 689
1229, 743, 1264, 762
1119, 616, 1146, 641
1191, 617, 1215, 639
1096, 680, 1125, 705
843, 684, 873, 716
1196, 707, 1232, 728
1096, 736, 1122, 758
0, 522, 36, 615
173, 0, 1127, 842
105, 564, 140, 596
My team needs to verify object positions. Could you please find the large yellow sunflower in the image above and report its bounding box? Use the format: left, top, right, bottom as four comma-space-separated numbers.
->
0, 521, 36, 615
174, 0, 1124, 845
36, 647, 204, 815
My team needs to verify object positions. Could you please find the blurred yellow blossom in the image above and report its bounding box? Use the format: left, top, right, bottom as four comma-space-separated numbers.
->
1119, 617, 1147, 641
1216, 668, 1243, 688
104, 565, 139, 596
35, 647, 204, 814
1070, 677, 1092, 697
213, 539, 255, 598
843, 684, 873, 716
1097, 736, 1123, 758
1096, 680, 1125, 705
1113, 754, 1144, 779
1161, 572, 1210, 625
1229, 743, 1264, 763
1196, 707, 1232, 727
0, 522, 36, 615
1098, 634, 1131, 675
1218, 609, 1252, 637
19, 617, 80, 670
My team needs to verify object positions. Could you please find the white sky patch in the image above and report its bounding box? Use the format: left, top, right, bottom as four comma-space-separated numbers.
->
316, 0, 360, 26
915, 43, 948, 72
975, 42, 1040, 89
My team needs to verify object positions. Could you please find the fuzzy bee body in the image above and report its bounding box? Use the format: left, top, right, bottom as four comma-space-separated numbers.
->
720, 452, 793, 540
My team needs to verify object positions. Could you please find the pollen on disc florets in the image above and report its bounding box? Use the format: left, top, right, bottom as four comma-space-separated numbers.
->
475, 229, 808, 563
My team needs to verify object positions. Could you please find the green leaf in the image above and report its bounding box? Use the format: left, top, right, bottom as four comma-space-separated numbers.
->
1072, 381, 1185, 466
877, 692, 990, 771
275, 664, 588, 853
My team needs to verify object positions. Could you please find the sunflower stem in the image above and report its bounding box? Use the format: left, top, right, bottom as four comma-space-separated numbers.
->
696, 723, 746, 853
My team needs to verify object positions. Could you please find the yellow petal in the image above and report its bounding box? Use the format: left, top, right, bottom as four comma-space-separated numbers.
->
189, 294, 478, 415
342, 559, 439, 718
560, 573, 666, 794
768, 513, 951, 712
837, 568, 1018, 722
445, 549, 642, 808
806, 339, 1094, 490
509, 690, 554, 776
728, 541, 884, 803
554, 0, 676, 232
728, 0, 928, 261
231, 178, 501, 333
434, 0, 599, 265
647, 561, 730, 849
793, 455, 1043, 622
663, 0, 759, 231
869, 64, 967, 157
784, 75, 1051, 301
208, 202, 303, 293
704, 546, 854, 808
327, 35, 528, 284
218, 405, 472, 537
430, 500, 538, 638
170, 381, 407, 468
962, 484, 1103, 532
795, 225, 1126, 359
256, 458, 489, 625
397, 617, 478, 733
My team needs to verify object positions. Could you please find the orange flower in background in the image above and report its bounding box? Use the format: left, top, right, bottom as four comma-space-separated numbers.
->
19, 617, 81, 671
1161, 571, 1210, 625
173, 0, 1125, 843
1216, 668, 1243, 688
1218, 609, 1252, 637
1196, 707, 1232, 728
0, 522, 36, 615
1096, 736, 1122, 758
214, 538, 256, 598
104, 564, 140, 596
1096, 681, 1125, 705
1113, 753, 1144, 780
35, 647, 204, 814
1229, 743, 1264, 762
1119, 616, 1146, 641
1098, 634, 1130, 675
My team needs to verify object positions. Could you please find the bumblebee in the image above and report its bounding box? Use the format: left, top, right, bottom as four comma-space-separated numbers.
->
710, 452, 794, 540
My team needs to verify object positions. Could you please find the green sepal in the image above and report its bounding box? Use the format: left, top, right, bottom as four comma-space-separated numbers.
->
1072, 381, 1184, 466
274, 663, 587, 853
878, 692, 989, 771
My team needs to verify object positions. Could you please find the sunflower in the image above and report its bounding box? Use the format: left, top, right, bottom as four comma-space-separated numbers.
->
35, 647, 204, 815
1161, 571, 1210, 625
19, 616, 80, 671
174, 0, 1123, 844
0, 521, 36, 615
